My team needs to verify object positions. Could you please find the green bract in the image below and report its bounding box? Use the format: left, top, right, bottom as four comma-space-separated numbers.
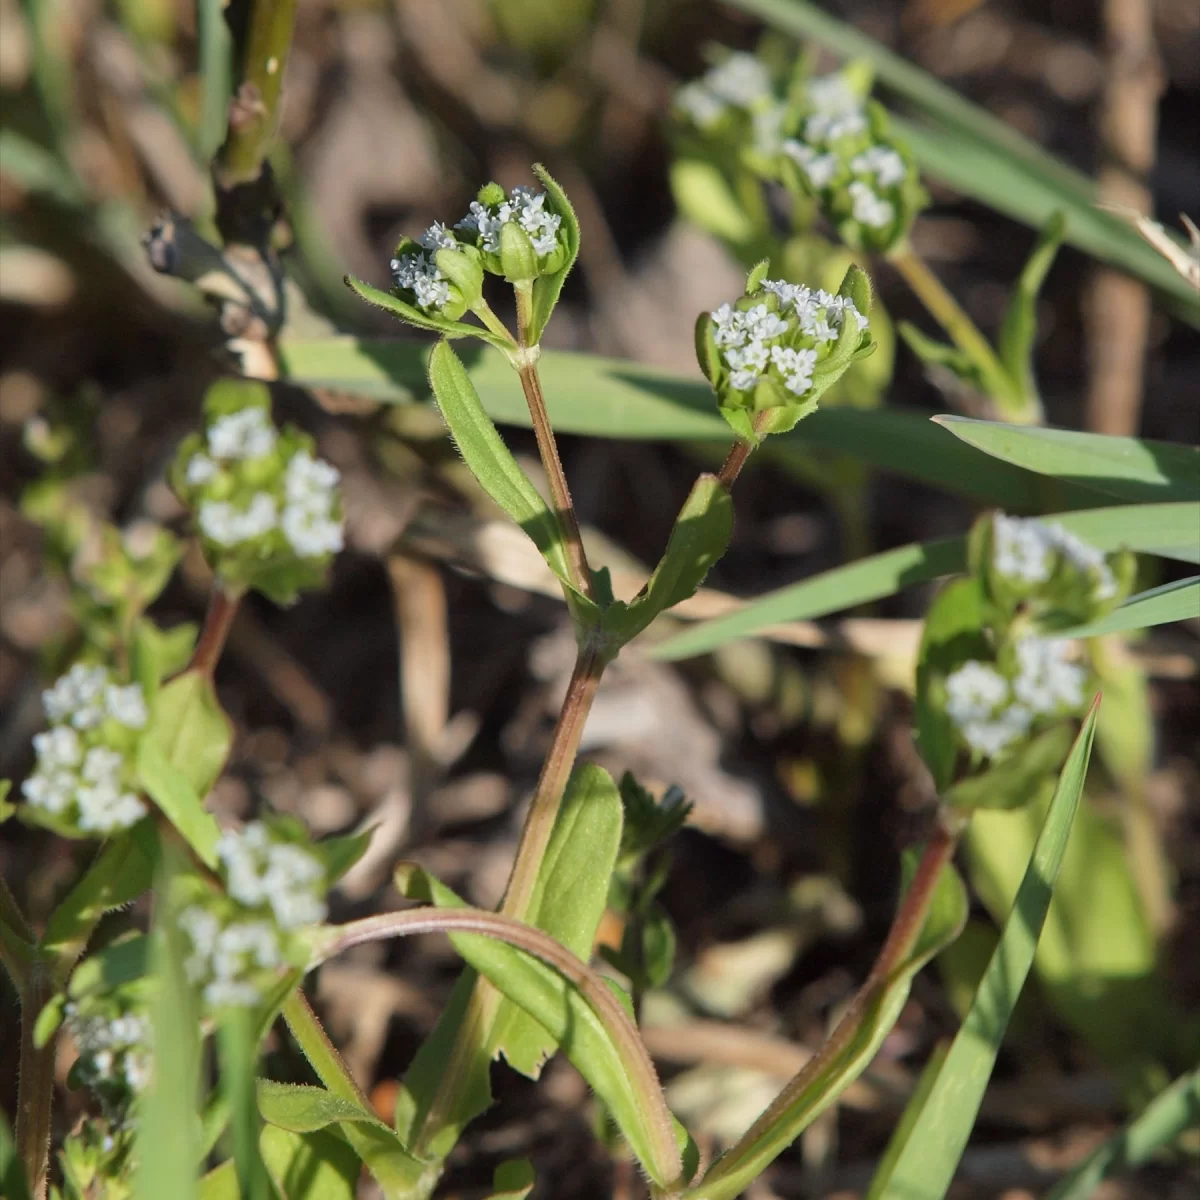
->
171, 380, 344, 605
696, 261, 876, 439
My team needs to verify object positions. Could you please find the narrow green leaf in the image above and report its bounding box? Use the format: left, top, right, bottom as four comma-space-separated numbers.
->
1062, 575, 1200, 638
1044, 1068, 1200, 1200
135, 865, 202, 1200
259, 1127, 359, 1200
688, 854, 968, 1200
934, 416, 1200, 502
996, 212, 1066, 406
257, 1080, 391, 1134
605, 475, 734, 645
311, 829, 374, 884
217, 1008, 271, 1200
344, 274, 508, 348
137, 738, 222, 869
41, 827, 156, 970
275, 339, 1111, 510
143, 668, 234, 802
528, 164, 580, 344
868, 703, 1099, 1199
491, 764, 624, 1076
427, 339, 595, 615
653, 502, 1200, 660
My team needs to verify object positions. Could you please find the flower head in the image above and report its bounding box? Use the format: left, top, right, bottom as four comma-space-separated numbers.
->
216, 820, 328, 930
180, 906, 283, 1009
989, 513, 1120, 611
454, 183, 567, 272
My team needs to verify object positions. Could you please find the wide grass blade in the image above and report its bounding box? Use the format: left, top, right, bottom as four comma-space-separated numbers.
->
723, 0, 1200, 316
277, 338, 1111, 510
866, 701, 1100, 1200
934, 417, 1200, 503
1062, 576, 1200, 638
653, 502, 1200, 660
1044, 1068, 1200, 1200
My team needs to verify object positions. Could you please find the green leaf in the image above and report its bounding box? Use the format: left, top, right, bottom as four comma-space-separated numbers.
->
0, 1114, 31, 1200
426, 340, 597, 617
41, 826, 156, 970
257, 1080, 392, 1134
943, 724, 1074, 812
653, 502, 1200, 660
604, 475, 734, 646
719, 0, 1200, 316
260, 1127, 359, 1200
143, 667, 234, 802
687, 849, 968, 1200
865, 704, 1098, 1200
275, 340, 1111, 511
897, 322, 985, 394
197, 1161, 239, 1200
934, 416, 1200, 503
398, 869, 687, 1190
487, 1159, 536, 1199
491, 763, 624, 1076
1060, 575, 1200, 638
217, 1008, 271, 1200
996, 212, 1066, 406
68, 933, 150, 1000
528, 164, 580, 345
344, 274, 509, 349
135, 864, 203, 1200
137, 738, 222, 869
1043, 1068, 1200, 1200
311, 829, 374, 884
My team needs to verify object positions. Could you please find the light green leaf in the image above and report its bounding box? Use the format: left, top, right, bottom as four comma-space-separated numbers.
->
1060, 575, 1200, 638
257, 1080, 392, 1134
487, 1159, 536, 1199
687, 849, 968, 1200
217, 1008, 271, 1200
260, 1127, 359, 1200
197, 1161, 239, 1200
934, 416, 1200, 503
143, 667, 234, 802
943, 725, 1074, 812
653, 502, 1200, 660
528, 164, 580, 345
670, 158, 761, 247
67, 933, 149, 1000
275, 339, 1109, 510
0, 1114, 31, 1200
1044, 1068, 1200, 1200
135, 865, 202, 1200
866, 705, 1098, 1199
137, 738, 222, 869
491, 764, 624, 1076
604, 475, 734, 646
996, 212, 1065, 406
311, 828, 374, 884
720, 0, 1200, 315
344, 274, 509, 349
427, 339, 596, 617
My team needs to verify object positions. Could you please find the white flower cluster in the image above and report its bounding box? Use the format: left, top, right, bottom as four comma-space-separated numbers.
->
22, 664, 148, 833
185, 406, 345, 562
179, 907, 283, 1008
675, 52, 774, 129
457, 185, 562, 257
710, 281, 866, 396
65, 1004, 152, 1094
993, 514, 1117, 601
390, 248, 450, 313
779, 73, 908, 231
945, 636, 1086, 759
216, 821, 327, 930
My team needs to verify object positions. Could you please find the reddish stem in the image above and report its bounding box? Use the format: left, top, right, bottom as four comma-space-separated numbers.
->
191, 587, 241, 678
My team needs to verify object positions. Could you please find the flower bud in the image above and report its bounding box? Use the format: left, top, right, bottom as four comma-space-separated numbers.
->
499, 218, 539, 283
453, 182, 569, 279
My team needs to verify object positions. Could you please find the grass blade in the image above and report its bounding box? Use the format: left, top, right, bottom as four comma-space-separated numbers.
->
216, 1008, 271, 1200
1062, 576, 1200, 638
934, 416, 1200, 502
867, 700, 1100, 1200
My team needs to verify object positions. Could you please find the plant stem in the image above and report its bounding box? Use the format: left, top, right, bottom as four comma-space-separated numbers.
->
16, 963, 55, 1200
191, 587, 241, 678
281, 988, 374, 1111
216, 0, 298, 187
513, 282, 594, 602
716, 412, 772, 488
887, 242, 1021, 416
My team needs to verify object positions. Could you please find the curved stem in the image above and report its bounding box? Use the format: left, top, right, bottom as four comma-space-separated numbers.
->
320, 907, 683, 1188
191, 587, 241, 678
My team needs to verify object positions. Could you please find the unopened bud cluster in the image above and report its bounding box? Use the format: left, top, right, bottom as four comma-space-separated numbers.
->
21, 663, 148, 835
390, 181, 570, 315
173, 391, 344, 602
179, 821, 328, 1009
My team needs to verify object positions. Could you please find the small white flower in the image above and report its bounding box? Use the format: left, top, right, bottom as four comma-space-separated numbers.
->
281, 450, 344, 559
675, 81, 727, 128
105, 683, 148, 729
782, 140, 840, 189
207, 408, 277, 462
22, 770, 75, 814
1012, 637, 1086, 715
418, 221, 457, 251
945, 660, 1009, 727
805, 109, 868, 144
850, 146, 907, 188
806, 73, 861, 114
703, 53, 772, 108
199, 494, 279, 546
77, 779, 146, 832
186, 453, 218, 487
217, 822, 328, 930
43, 663, 110, 729
993, 514, 1053, 583
81, 745, 123, 784
33, 726, 82, 771
848, 181, 894, 229
391, 251, 451, 312
770, 346, 818, 396
1044, 522, 1118, 600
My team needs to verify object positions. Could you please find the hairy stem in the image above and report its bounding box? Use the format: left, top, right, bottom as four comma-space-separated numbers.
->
281, 988, 374, 1111
216, 0, 298, 187
716, 412, 772, 488
16, 964, 55, 1200
513, 282, 594, 601
888, 243, 1026, 418
191, 587, 241, 679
